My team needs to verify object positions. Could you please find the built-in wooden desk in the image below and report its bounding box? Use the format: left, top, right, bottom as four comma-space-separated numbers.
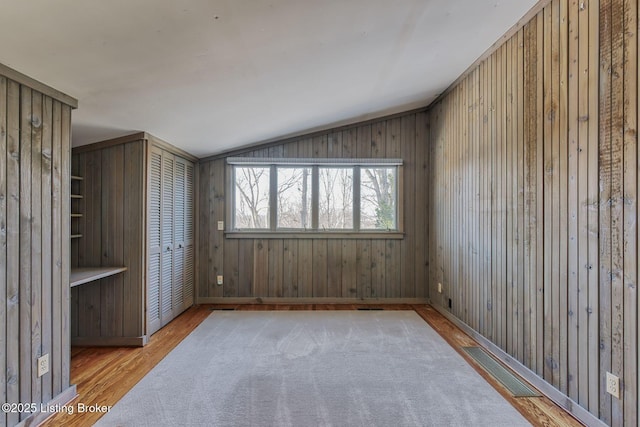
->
70, 267, 127, 287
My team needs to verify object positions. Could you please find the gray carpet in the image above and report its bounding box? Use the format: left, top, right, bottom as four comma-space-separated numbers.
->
96, 311, 531, 427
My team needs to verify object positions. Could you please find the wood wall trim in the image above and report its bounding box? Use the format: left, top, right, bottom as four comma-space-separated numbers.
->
73, 132, 199, 163
72, 132, 147, 154
197, 297, 431, 305
431, 305, 607, 427
0, 63, 78, 108
70, 336, 148, 347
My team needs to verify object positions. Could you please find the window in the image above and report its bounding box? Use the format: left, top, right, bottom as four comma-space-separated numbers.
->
234, 166, 270, 229
318, 167, 353, 229
228, 157, 402, 235
277, 167, 312, 229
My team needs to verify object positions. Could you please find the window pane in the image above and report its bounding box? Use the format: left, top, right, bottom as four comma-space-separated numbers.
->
318, 167, 353, 229
277, 167, 312, 229
234, 167, 270, 229
361, 167, 396, 230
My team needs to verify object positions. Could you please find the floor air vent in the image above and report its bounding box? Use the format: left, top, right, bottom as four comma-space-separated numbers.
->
462, 347, 540, 397
357, 307, 384, 311
210, 308, 236, 311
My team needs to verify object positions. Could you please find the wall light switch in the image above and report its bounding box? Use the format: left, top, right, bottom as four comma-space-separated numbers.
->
217, 221, 224, 231
217, 275, 223, 285
437, 283, 442, 293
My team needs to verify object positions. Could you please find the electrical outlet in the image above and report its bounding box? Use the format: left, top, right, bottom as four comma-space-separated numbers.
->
217, 275, 223, 285
606, 372, 620, 399
37, 354, 49, 377
438, 283, 442, 293
217, 221, 224, 231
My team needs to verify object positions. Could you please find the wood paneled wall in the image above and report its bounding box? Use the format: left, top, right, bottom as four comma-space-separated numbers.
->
197, 111, 430, 301
426, 1, 637, 425
0, 67, 75, 426
70, 139, 146, 344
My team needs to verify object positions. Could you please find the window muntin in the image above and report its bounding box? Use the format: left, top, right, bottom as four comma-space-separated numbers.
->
228, 158, 401, 233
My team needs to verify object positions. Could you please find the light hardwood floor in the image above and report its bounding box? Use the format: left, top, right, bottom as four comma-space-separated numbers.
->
41, 304, 583, 426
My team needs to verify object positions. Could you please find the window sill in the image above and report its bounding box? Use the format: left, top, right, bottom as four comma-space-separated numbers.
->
225, 231, 405, 240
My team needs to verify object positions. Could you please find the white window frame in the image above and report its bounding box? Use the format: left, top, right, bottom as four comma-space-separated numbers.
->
226, 157, 404, 239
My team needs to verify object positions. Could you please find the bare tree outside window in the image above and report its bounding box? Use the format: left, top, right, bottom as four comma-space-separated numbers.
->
361, 167, 396, 229
277, 167, 312, 228
318, 167, 353, 229
234, 167, 270, 228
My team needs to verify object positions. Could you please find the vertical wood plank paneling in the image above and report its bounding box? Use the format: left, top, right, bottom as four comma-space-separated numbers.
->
609, 0, 626, 424
224, 238, 239, 297
197, 108, 429, 303
6, 80, 20, 427
198, 161, 209, 298
312, 239, 327, 297
558, 0, 570, 395
0, 77, 8, 425
599, 0, 614, 422
19, 86, 33, 417
516, 27, 526, 365
567, 0, 580, 402
543, 3, 556, 385
297, 239, 313, 297
49, 99, 62, 399
59, 103, 71, 389
282, 239, 298, 297
238, 240, 254, 297
30, 91, 43, 406
0, 78, 6, 426
577, 0, 590, 407
253, 239, 268, 296
424, 0, 638, 425
211, 159, 224, 297
123, 142, 144, 337
40, 96, 53, 403
587, 0, 601, 413
0, 70, 76, 427
621, 1, 637, 425
327, 239, 342, 297
535, 11, 546, 378
414, 111, 428, 299
268, 239, 283, 297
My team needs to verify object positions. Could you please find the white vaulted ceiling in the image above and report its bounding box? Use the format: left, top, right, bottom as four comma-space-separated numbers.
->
0, 0, 537, 157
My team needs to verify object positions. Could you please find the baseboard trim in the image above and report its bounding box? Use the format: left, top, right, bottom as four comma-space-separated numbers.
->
431, 305, 607, 427
197, 297, 430, 305
19, 384, 77, 427
71, 335, 148, 347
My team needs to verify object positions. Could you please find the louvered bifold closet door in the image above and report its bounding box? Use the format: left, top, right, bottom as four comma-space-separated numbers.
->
173, 158, 186, 314
161, 152, 175, 327
147, 148, 163, 336
184, 161, 195, 307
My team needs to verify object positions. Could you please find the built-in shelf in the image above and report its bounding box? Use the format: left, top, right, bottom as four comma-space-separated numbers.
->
70, 267, 128, 287
71, 194, 83, 199
71, 175, 84, 181
71, 213, 83, 218
70, 234, 83, 239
